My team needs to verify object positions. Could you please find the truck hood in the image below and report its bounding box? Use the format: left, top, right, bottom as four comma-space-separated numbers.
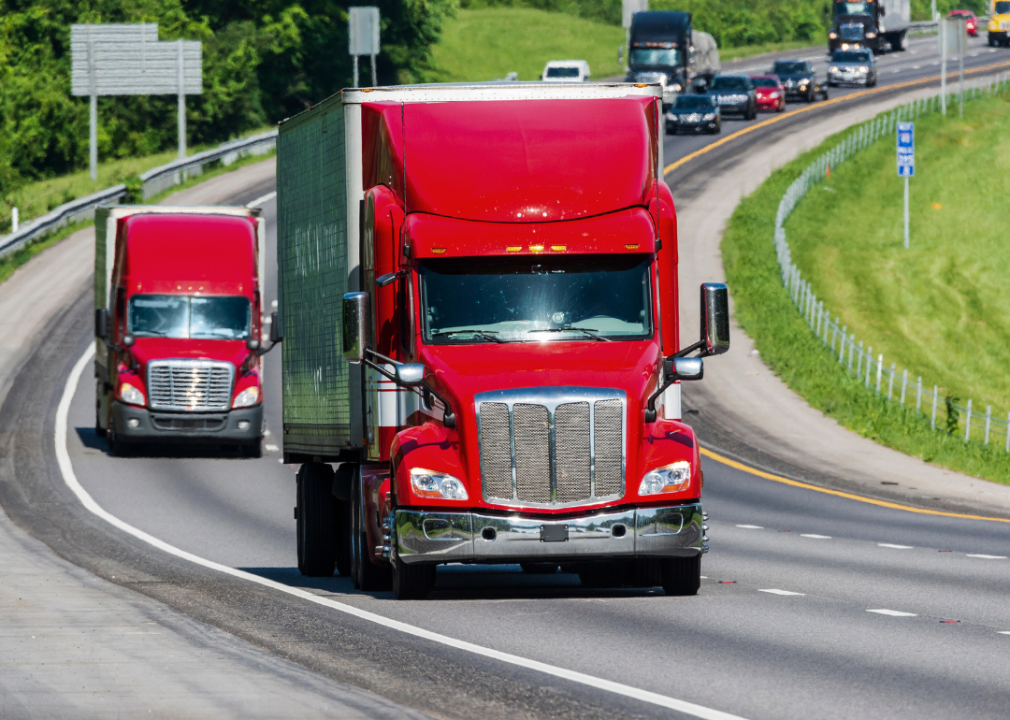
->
128, 338, 251, 379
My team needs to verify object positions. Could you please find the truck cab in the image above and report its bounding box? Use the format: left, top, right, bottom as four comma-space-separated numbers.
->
827, 0, 909, 54
93, 207, 268, 457
626, 11, 693, 106
988, 0, 1010, 46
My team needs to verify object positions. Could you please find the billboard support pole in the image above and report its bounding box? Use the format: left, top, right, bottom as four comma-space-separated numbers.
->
370, 53, 377, 87
177, 39, 186, 159
88, 29, 97, 180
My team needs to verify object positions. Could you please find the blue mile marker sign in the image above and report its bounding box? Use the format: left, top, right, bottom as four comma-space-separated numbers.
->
897, 122, 914, 177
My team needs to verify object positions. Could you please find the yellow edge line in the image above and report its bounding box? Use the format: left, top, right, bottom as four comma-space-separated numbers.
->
700, 447, 1010, 524
663, 60, 1010, 176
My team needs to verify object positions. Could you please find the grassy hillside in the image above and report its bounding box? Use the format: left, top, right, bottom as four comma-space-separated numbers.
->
431, 8, 625, 81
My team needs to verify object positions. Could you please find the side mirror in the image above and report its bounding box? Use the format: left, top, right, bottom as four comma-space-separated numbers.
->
122, 334, 135, 348
700, 282, 730, 356
269, 310, 282, 344
669, 356, 703, 381
395, 364, 425, 387
342, 292, 370, 363
95, 308, 110, 341
246, 338, 261, 352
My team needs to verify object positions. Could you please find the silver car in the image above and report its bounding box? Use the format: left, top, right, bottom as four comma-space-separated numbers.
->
828, 49, 877, 87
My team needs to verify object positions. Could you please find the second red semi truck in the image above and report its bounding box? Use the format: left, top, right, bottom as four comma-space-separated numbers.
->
277, 83, 729, 599
94, 206, 272, 457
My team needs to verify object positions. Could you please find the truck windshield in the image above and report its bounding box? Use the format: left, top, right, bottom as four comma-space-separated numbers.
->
546, 66, 581, 78
997, 1, 1010, 12
419, 255, 653, 344
834, 2, 873, 16
630, 48, 681, 66
128, 295, 251, 340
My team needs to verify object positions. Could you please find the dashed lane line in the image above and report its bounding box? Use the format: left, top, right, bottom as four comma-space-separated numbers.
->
700, 447, 1010, 524
800, 534, 832, 539
55, 346, 750, 720
966, 554, 1007, 560
758, 589, 805, 596
878, 544, 914, 549
735, 524, 764, 529
867, 609, 918, 617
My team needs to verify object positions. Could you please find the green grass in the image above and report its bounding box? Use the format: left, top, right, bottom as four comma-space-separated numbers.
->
1, 127, 273, 233
0, 147, 275, 289
721, 97, 1010, 485
431, 8, 626, 81
431, 9, 823, 82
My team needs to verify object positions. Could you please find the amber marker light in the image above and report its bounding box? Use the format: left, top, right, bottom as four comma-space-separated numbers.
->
431, 248, 446, 254
625, 244, 640, 250
550, 245, 566, 252
506, 246, 522, 253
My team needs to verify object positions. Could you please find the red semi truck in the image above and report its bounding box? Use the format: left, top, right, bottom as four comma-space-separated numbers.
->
276, 84, 728, 599
93, 206, 273, 457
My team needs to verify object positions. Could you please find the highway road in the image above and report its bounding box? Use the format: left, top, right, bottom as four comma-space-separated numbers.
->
2, 35, 1010, 720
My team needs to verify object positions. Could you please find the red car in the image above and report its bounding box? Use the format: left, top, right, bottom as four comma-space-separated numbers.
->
750, 75, 786, 112
949, 9, 978, 36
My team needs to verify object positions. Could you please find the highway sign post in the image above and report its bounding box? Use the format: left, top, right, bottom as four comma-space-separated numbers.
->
348, 7, 380, 88
938, 17, 965, 117
897, 121, 914, 249
71, 24, 203, 179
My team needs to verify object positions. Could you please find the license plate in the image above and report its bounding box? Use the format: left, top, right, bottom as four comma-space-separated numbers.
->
540, 524, 569, 543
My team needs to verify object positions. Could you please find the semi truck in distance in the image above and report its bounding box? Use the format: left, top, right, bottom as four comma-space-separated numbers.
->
93, 206, 271, 457
277, 83, 730, 600
827, 0, 910, 54
625, 11, 721, 102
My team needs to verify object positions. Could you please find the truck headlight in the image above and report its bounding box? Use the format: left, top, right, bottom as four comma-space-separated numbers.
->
232, 386, 260, 408
410, 468, 469, 500
119, 382, 145, 407
638, 461, 691, 495
829, 31, 837, 39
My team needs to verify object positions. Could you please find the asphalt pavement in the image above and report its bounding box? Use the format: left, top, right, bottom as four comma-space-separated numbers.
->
2, 36, 1009, 720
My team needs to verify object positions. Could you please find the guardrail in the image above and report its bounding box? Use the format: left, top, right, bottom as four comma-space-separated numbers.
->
774, 73, 1010, 450
0, 128, 277, 259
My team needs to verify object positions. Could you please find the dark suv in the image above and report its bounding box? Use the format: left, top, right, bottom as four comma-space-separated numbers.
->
707, 75, 757, 120
772, 60, 829, 102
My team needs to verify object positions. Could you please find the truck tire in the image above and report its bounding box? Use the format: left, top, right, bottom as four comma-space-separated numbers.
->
990, 35, 997, 47
890, 32, 907, 52
107, 421, 130, 457
661, 555, 701, 596
296, 462, 336, 577
392, 556, 435, 600
520, 563, 560, 574
350, 467, 392, 591
335, 497, 352, 577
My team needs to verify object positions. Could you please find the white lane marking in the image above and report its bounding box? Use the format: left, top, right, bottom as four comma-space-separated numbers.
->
867, 609, 917, 617
264, 444, 280, 452
998, 631, 1010, 635
735, 524, 763, 529
878, 543, 913, 549
246, 191, 277, 209
758, 589, 804, 596
56, 346, 749, 720
966, 554, 1007, 559
800, 534, 831, 539
892, 69, 901, 73
912, 65, 921, 70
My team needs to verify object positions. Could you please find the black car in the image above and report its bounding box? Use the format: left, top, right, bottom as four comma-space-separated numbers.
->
772, 60, 829, 102
707, 75, 757, 120
666, 94, 721, 134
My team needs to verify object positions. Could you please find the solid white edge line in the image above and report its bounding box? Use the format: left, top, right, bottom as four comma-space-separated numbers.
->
56, 346, 749, 720
867, 609, 917, 617
246, 191, 277, 209
758, 589, 804, 596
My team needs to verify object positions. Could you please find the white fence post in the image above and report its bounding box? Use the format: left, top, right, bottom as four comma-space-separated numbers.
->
985, 406, 992, 446
900, 369, 908, 405
875, 353, 883, 393
931, 386, 938, 430
1006, 412, 1010, 452
916, 377, 922, 413
965, 398, 972, 442
866, 346, 873, 388
888, 362, 896, 400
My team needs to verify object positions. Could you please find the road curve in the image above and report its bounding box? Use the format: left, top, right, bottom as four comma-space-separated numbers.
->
3, 37, 1010, 720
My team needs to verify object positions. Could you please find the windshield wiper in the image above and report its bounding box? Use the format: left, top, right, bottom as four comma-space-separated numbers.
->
431, 329, 505, 343
528, 327, 611, 342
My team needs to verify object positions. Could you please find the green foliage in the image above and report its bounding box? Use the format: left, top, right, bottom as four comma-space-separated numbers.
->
0, 0, 457, 199
123, 174, 143, 204
652, 0, 827, 49
721, 102, 1010, 485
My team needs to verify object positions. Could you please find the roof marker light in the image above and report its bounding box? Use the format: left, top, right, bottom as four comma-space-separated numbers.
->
432, 248, 446, 254
506, 246, 522, 253
625, 244, 640, 250
529, 245, 544, 253
550, 245, 566, 252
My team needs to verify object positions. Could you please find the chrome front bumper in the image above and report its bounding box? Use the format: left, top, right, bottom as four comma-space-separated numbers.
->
394, 504, 704, 565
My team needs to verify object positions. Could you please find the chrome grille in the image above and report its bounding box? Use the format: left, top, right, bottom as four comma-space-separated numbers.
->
476, 387, 625, 507
840, 23, 863, 41
147, 360, 234, 412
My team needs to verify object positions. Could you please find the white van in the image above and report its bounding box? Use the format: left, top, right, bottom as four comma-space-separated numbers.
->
541, 60, 591, 83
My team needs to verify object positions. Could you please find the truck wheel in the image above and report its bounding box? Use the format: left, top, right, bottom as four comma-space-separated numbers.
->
578, 562, 622, 589
296, 462, 336, 577
520, 563, 560, 574
335, 498, 352, 577
989, 35, 997, 47
107, 422, 129, 457
350, 467, 392, 591
95, 394, 106, 438
241, 440, 262, 458
392, 556, 435, 600
661, 555, 701, 596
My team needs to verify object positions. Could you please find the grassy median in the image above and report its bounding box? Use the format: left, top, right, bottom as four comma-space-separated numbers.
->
721, 93, 1010, 485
